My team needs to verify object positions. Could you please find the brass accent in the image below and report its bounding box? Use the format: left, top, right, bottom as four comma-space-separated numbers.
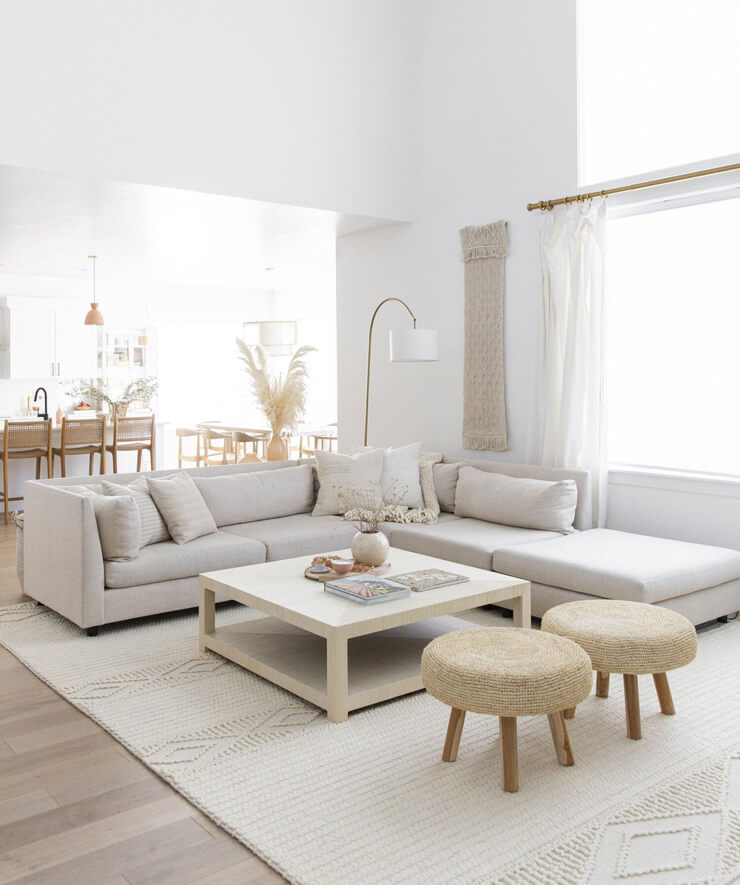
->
364, 297, 416, 447
527, 161, 740, 212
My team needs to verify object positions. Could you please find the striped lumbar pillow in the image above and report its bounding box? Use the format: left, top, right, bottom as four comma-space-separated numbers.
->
102, 478, 170, 546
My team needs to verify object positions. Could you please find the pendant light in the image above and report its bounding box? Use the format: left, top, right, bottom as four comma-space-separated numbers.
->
84, 255, 104, 325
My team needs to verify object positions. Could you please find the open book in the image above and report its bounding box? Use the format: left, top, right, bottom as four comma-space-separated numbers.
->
388, 569, 469, 592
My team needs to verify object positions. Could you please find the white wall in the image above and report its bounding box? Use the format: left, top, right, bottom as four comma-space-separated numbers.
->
337, 0, 577, 458
0, 0, 414, 221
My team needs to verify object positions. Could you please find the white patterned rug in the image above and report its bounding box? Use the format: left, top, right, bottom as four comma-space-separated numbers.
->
1, 602, 739, 885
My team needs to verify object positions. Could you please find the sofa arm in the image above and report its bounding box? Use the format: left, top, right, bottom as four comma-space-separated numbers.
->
24, 482, 105, 629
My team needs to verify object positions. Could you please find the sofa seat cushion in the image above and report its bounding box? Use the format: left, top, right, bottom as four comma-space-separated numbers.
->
221, 514, 357, 561
104, 531, 266, 589
387, 516, 561, 571
493, 528, 740, 604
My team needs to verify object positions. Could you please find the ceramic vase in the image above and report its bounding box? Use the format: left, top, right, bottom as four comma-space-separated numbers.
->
351, 530, 389, 567
267, 433, 288, 461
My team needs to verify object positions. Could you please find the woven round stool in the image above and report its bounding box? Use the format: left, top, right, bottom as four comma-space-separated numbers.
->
421, 627, 592, 792
541, 600, 697, 741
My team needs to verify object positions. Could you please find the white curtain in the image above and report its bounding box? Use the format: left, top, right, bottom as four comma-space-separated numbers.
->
527, 199, 607, 526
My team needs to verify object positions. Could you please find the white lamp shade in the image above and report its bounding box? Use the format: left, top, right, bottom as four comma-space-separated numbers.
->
389, 328, 439, 362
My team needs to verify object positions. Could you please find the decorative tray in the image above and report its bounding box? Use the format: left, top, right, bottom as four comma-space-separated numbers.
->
304, 560, 392, 583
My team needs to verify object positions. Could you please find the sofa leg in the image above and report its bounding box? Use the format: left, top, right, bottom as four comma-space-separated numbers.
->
717, 615, 729, 623
86, 626, 99, 637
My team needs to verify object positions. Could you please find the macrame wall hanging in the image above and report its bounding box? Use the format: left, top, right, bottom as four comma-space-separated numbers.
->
458, 220, 509, 451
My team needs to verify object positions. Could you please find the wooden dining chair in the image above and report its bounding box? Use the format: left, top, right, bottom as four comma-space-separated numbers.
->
107, 415, 156, 473
176, 427, 203, 468
52, 416, 107, 477
203, 428, 237, 466
232, 431, 263, 463
1, 419, 53, 524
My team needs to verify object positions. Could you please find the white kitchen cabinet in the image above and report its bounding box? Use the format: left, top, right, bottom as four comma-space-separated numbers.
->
0, 297, 97, 380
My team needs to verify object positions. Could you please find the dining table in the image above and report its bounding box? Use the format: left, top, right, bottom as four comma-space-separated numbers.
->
196, 421, 337, 461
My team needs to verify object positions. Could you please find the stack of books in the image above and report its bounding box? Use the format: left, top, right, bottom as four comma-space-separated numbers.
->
323, 575, 410, 605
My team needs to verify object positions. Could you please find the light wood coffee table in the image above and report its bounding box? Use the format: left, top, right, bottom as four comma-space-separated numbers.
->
199, 548, 530, 722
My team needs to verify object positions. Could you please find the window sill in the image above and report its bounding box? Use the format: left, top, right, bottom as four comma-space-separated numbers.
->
608, 465, 740, 499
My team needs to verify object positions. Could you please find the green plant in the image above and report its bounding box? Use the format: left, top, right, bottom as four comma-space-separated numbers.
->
236, 342, 316, 435
67, 376, 159, 408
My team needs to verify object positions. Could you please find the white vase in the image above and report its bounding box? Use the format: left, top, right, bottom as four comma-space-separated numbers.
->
351, 530, 389, 567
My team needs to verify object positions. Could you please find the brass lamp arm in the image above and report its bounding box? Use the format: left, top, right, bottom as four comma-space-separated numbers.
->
364, 298, 416, 446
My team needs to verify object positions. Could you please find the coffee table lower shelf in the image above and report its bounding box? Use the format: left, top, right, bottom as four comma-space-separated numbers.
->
200, 615, 460, 721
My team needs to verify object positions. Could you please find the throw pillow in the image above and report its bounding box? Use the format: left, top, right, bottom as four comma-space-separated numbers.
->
433, 461, 465, 512
454, 466, 578, 534
355, 443, 425, 509
102, 478, 170, 546
419, 451, 443, 515
312, 449, 384, 517
146, 472, 218, 544
91, 495, 142, 561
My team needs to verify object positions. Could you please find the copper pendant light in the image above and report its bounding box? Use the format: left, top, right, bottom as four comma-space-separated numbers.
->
84, 255, 104, 325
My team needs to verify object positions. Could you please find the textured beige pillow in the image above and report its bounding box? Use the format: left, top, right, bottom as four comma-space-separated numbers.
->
146, 472, 218, 544
102, 478, 170, 545
420, 451, 443, 515
454, 466, 577, 534
433, 462, 465, 513
313, 449, 384, 516
91, 495, 142, 561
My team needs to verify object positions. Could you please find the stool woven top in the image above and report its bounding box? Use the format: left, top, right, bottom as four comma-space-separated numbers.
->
421, 627, 593, 717
541, 600, 697, 675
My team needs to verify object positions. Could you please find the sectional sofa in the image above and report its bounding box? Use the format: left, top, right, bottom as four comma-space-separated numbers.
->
23, 457, 740, 632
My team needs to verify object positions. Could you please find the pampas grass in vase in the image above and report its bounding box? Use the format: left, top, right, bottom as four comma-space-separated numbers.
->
236, 340, 316, 460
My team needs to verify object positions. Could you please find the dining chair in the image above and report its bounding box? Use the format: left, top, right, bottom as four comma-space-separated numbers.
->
53, 416, 107, 477
107, 415, 156, 473
176, 427, 203, 468
203, 428, 237, 466
232, 431, 263, 463
1, 419, 53, 524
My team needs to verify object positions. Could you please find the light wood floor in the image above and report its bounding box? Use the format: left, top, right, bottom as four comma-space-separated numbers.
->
0, 522, 283, 884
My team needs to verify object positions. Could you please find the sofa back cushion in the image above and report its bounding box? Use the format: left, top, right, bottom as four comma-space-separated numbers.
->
454, 465, 577, 534
194, 464, 315, 527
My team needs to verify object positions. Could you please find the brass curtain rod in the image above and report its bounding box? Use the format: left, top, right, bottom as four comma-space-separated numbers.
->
526, 161, 740, 212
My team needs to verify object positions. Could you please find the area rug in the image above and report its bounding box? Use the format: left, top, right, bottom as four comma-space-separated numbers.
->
1, 602, 739, 884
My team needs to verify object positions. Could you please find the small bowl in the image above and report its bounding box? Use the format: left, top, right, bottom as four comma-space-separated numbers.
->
310, 563, 331, 575
331, 559, 354, 575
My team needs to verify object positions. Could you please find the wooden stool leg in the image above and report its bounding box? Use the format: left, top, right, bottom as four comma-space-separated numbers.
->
652, 672, 675, 715
136, 449, 143, 472
499, 716, 518, 792
623, 674, 641, 740
3, 456, 8, 525
442, 708, 466, 762
596, 671, 610, 698
60, 452, 66, 478
35, 457, 41, 480
564, 707, 575, 719
548, 711, 574, 766
88, 452, 94, 476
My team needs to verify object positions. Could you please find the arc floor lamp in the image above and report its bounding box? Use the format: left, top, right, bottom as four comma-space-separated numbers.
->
364, 298, 439, 446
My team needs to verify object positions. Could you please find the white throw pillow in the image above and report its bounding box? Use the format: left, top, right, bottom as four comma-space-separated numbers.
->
356, 443, 424, 509
102, 478, 170, 546
312, 449, 384, 517
454, 466, 577, 534
146, 472, 218, 544
92, 495, 142, 561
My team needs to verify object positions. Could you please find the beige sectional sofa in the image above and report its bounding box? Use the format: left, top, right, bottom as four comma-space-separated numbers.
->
23, 457, 740, 633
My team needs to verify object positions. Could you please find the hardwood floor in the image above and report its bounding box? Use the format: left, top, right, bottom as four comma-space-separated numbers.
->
0, 522, 283, 884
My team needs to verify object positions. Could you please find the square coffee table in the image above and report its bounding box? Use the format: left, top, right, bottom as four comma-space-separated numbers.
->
199, 547, 530, 722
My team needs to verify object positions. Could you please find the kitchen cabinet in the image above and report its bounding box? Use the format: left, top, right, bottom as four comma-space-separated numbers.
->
0, 297, 96, 379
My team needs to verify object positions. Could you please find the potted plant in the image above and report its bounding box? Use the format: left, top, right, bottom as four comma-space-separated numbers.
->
236, 341, 316, 460
67, 376, 159, 418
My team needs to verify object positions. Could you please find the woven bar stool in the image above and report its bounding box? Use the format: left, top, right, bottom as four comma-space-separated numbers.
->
421, 627, 592, 792
1, 419, 53, 523
106, 415, 156, 473
542, 600, 697, 740
52, 416, 107, 477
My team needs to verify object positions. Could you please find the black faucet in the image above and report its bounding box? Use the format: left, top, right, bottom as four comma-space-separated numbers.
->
33, 387, 49, 421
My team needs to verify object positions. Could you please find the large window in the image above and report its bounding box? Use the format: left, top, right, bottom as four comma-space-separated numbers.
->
578, 0, 740, 185
607, 196, 740, 475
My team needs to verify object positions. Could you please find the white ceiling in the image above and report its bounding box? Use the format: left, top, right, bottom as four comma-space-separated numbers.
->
0, 164, 390, 292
